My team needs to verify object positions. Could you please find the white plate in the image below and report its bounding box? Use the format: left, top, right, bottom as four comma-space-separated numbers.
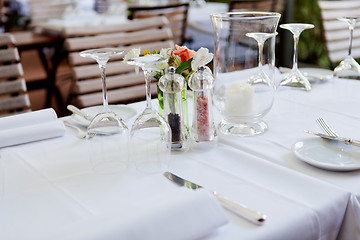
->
292, 138, 360, 171
71, 105, 137, 127
301, 68, 333, 83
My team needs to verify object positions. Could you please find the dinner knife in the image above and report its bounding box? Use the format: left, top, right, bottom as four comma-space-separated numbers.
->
164, 172, 267, 224
305, 130, 360, 147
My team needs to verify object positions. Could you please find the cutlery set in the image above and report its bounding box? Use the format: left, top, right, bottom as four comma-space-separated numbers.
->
305, 118, 360, 147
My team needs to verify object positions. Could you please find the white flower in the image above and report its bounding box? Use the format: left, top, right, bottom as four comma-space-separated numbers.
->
160, 48, 172, 59
123, 48, 140, 73
123, 48, 140, 61
191, 47, 213, 71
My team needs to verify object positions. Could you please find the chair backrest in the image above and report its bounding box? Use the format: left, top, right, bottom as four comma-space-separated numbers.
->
129, 2, 189, 45
28, 0, 72, 26
65, 16, 175, 108
229, 0, 274, 12
0, 33, 31, 117
318, 0, 360, 64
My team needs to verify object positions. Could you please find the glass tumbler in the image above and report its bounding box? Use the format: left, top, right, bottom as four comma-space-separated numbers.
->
211, 12, 280, 136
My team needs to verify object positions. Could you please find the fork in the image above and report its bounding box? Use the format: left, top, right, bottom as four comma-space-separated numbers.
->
316, 118, 338, 137
316, 118, 360, 147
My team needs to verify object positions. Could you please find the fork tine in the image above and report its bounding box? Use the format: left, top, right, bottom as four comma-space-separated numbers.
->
316, 118, 333, 136
316, 118, 338, 137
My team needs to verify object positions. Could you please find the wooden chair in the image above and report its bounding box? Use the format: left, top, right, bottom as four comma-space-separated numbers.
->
0, 33, 31, 117
129, 1, 189, 45
229, 0, 286, 14
318, 0, 360, 68
65, 16, 175, 108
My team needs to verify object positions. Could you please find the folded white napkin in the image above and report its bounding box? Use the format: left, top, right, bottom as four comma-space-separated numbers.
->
0, 108, 65, 148
45, 188, 228, 240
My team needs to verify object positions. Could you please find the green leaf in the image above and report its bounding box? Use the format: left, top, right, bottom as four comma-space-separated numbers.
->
175, 59, 193, 74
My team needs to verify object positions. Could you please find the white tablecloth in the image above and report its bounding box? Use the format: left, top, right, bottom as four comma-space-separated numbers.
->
1, 78, 360, 239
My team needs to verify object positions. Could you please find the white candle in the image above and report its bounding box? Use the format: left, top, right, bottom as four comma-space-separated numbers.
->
225, 82, 254, 115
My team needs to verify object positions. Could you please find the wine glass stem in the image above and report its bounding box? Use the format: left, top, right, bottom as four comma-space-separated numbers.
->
99, 63, 109, 111
143, 68, 152, 109
348, 26, 354, 56
258, 42, 264, 71
292, 35, 299, 71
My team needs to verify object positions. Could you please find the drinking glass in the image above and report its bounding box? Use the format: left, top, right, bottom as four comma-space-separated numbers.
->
333, 17, 360, 80
211, 12, 280, 136
246, 32, 277, 85
80, 48, 129, 174
279, 23, 314, 91
126, 55, 171, 173
79, 48, 128, 136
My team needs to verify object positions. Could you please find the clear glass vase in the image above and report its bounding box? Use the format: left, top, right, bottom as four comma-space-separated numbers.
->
211, 12, 280, 136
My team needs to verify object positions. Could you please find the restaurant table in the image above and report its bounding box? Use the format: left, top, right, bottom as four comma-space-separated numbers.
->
0, 76, 360, 239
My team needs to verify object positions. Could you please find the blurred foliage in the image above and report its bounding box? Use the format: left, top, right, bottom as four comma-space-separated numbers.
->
293, 0, 331, 68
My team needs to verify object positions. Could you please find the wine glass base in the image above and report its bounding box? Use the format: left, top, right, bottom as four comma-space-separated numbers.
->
87, 111, 127, 135
218, 119, 268, 136
334, 56, 360, 80
248, 71, 271, 85
279, 70, 311, 91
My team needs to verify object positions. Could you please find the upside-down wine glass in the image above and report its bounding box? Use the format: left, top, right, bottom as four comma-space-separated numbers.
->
126, 55, 171, 173
79, 48, 128, 136
80, 48, 129, 174
333, 17, 360, 79
279, 23, 314, 91
246, 32, 277, 85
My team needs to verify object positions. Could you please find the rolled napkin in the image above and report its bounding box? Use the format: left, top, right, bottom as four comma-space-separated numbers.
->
44, 188, 228, 240
0, 108, 65, 148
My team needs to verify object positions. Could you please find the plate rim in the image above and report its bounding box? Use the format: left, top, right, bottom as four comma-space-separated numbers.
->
71, 104, 137, 126
292, 138, 360, 171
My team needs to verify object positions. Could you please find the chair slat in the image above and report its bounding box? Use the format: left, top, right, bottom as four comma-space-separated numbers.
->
131, 3, 189, 45
66, 28, 173, 51
69, 40, 174, 66
0, 63, 24, 79
74, 82, 158, 108
64, 16, 170, 37
73, 73, 145, 94
0, 94, 31, 112
73, 61, 136, 80
0, 48, 20, 63
0, 79, 27, 95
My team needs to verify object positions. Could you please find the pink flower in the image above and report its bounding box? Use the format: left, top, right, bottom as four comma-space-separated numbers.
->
172, 45, 197, 62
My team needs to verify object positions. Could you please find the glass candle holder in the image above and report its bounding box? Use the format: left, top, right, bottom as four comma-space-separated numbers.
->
211, 12, 280, 136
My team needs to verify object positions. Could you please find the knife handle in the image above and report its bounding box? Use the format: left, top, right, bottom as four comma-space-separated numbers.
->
213, 192, 266, 224
346, 139, 360, 147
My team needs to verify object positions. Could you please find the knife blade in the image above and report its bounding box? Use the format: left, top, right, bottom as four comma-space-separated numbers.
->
164, 171, 267, 224
305, 130, 360, 147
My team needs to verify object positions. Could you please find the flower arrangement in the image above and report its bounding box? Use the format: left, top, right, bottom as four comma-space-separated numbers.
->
123, 45, 213, 82
124, 45, 214, 119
